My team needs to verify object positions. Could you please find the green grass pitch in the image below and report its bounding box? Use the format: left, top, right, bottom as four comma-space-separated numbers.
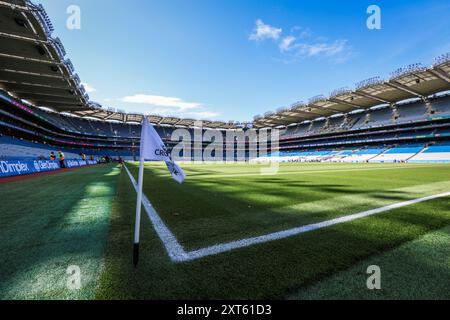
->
1, 162, 449, 299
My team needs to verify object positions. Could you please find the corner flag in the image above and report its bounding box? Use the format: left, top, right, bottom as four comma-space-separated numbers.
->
133, 118, 185, 267
140, 117, 186, 183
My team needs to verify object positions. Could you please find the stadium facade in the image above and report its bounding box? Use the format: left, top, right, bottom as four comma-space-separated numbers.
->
1, 0, 450, 178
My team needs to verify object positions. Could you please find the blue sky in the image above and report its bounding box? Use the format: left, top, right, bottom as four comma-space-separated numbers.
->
39, 0, 450, 122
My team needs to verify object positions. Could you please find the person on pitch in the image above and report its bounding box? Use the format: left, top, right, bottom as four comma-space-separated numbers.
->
58, 151, 66, 168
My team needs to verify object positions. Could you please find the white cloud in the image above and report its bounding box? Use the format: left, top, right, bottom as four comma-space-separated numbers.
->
249, 19, 282, 41
81, 82, 96, 93
187, 111, 221, 119
299, 29, 312, 39
122, 94, 202, 111
278, 39, 352, 64
291, 26, 312, 39
279, 36, 296, 52
120, 94, 221, 120
250, 20, 352, 63
296, 39, 348, 57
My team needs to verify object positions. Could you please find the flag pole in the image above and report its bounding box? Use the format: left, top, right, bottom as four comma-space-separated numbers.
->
133, 154, 145, 267
132, 117, 184, 267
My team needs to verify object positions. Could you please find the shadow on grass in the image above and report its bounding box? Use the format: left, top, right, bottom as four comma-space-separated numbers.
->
96, 164, 450, 299
98, 175, 450, 299
292, 221, 450, 299
0, 164, 120, 300
124, 164, 448, 249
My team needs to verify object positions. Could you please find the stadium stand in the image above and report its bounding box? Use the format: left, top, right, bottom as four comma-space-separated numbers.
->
431, 95, 450, 115
369, 144, 424, 163
409, 142, 450, 163
0, 0, 449, 171
397, 101, 428, 123
339, 147, 388, 163
0, 136, 81, 160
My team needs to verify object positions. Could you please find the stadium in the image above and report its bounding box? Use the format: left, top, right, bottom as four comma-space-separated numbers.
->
0, 0, 450, 302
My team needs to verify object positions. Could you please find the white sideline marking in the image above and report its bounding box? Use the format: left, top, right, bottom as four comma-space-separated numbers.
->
124, 165, 450, 263
124, 165, 188, 262
186, 191, 450, 261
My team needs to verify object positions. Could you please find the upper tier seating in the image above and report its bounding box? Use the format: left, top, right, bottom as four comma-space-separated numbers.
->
29, 109, 180, 139
359, 107, 393, 129
326, 116, 346, 132
431, 95, 450, 116
281, 95, 450, 140
397, 101, 427, 124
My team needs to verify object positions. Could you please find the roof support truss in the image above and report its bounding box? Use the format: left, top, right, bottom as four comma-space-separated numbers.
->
328, 98, 363, 110
309, 103, 347, 113
290, 109, 324, 117
353, 90, 392, 105
429, 69, 450, 85
386, 81, 425, 100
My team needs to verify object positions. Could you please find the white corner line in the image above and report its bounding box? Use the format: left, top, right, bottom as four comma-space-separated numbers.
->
124, 165, 450, 263
124, 165, 188, 262
185, 191, 450, 261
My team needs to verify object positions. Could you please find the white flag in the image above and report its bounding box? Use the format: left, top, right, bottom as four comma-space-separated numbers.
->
165, 159, 186, 184
140, 118, 185, 184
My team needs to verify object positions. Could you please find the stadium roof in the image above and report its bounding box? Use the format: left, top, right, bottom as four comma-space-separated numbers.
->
253, 54, 450, 128
68, 107, 240, 129
0, 1, 88, 109
1, 1, 449, 130
0, 0, 244, 129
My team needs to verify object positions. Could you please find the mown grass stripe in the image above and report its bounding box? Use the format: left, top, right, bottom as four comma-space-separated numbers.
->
125, 163, 450, 263
185, 191, 450, 261
97, 163, 450, 299
0, 164, 120, 300
124, 165, 187, 262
